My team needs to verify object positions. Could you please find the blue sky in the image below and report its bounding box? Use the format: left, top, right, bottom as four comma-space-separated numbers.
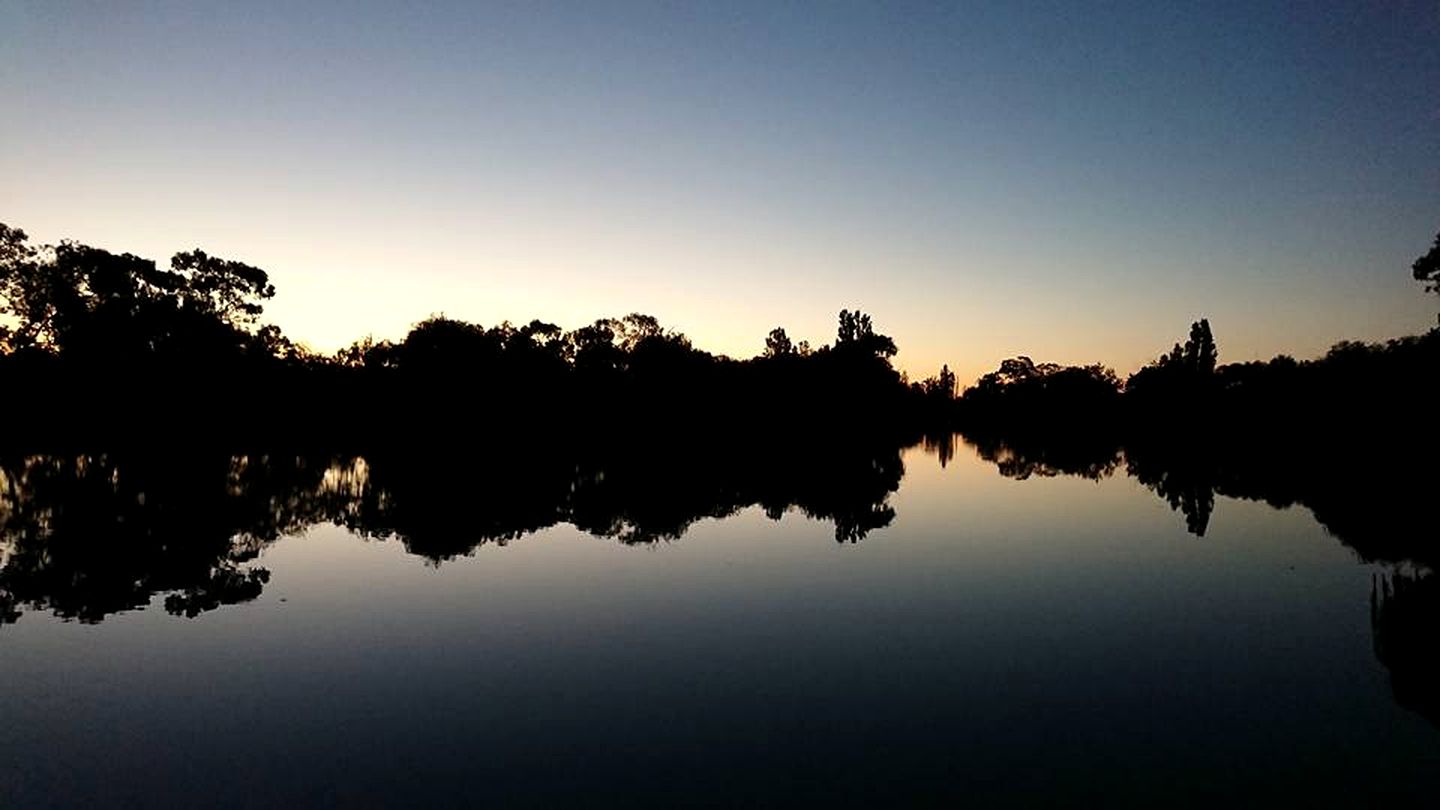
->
3, 1, 1437, 381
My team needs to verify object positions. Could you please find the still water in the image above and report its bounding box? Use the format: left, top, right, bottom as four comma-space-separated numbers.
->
1, 439, 1436, 807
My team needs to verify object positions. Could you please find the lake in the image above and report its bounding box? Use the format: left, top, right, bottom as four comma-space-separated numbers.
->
1, 436, 1436, 807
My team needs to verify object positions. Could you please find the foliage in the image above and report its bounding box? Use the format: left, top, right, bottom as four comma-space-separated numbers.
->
1123, 318, 1220, 414
0, 225, 277, 361
1413, 229, 1440, 296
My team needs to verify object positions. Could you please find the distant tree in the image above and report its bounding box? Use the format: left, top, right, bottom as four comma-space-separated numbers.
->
169, 249, 275, 326
1414, 229, 1440, 291
920, 364, 957, 400
399, 316, 496, 373
764, 327, 794, 358
617, 313, 665, 351
835, 308, 897, 358
837, 309, 866, 344
966, 357, 1119, 414
1124, 318, 1222, 422
569, 318, 619, 352
1151, 319, 1217, 376
338, 335, 403, 370
568, 318, 624, 377
975, 356, 1044, 390
1414, 230, 1440, 320
520, 318, 564, 348
1184, 318, 1218, 374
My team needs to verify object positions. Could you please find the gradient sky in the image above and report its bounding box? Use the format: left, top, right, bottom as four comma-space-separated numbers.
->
3, 1, 1438, 382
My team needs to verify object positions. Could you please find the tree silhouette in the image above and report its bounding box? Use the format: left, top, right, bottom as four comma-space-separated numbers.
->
764, 327, 794, 358
1413, 229, 1440, 294
960, 356, 1121, 435
169, 249, 276, 325
835, 308, 897, 358
0, 224, 45, 351
0, 226, 280, 364
920, 364, 957, 400
1123, 318, 1220, 424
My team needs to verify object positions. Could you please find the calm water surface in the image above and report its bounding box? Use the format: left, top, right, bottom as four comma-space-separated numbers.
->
2, 440, 1436, 807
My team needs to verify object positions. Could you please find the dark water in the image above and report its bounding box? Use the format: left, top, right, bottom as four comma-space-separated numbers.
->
1, 439, 1437, 807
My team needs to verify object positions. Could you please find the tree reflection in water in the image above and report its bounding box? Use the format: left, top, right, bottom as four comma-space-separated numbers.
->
0, 437, 904, 624
1372, 571, 1440, 729
4, 433, 1437, 731
958, 431, 1440, 729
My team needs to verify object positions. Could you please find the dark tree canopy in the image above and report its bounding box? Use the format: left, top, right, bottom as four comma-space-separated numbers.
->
1414, 229, 1440, 315
169, 249, 276, 325
919, 364, 957, 400
961, 356, 1122, 433
0, 225, 278, 359
1123, 318, 1221, 414
764, 327, 794, 358
835, 308, 897, 358
1157, 318, 1217, 376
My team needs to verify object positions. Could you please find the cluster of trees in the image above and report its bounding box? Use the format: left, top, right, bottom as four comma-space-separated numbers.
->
326, 306, 927, 437
1, 223, 956, 444
957, 227, 1440, 439
0, 223, 294, 363
953, 227, 1439, 548
15, 217, 1434, 449
5, 218, 1437, 451
958, 314, 1439, 439
959, 319, 1439, 538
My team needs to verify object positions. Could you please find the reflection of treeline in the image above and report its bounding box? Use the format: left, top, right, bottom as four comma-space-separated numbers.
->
1372, 571, 1440, 729
0, 453, 316, 623
955, 407, 1439, 730
0, 436, 904, 625
959, 418, 1436, 564
0, 224, 957, 444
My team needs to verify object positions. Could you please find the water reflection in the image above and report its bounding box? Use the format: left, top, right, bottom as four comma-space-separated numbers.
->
958, 432, 1440, 730
1372, 571, 1440, 729
0, 438, 905, 624
0, 453, 305, 623
3, 433, 1438, 741
955, 432, 1438, 564
2, 434, 1435, 620
961, 431, 1122, 481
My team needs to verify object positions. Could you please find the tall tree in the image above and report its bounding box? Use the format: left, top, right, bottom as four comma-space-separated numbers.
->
835, 309, 897, 358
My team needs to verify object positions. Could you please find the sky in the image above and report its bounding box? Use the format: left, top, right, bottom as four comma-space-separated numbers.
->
3, 1, 1437, 383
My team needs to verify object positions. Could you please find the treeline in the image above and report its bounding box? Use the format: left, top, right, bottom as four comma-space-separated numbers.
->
958, 316, 1439, 439
4, 220, 1438, 447
0, 223, 953, 445
958, 227, 1440, 441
